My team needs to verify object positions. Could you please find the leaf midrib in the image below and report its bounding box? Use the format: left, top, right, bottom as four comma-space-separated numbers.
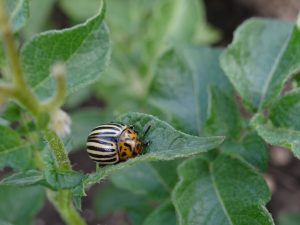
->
209, 163, 234, 225
258, 29, 291, 109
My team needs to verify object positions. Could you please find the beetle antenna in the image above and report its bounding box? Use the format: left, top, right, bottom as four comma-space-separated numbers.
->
143, 125, 151, 139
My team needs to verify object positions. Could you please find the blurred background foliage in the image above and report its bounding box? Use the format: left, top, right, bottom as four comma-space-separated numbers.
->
1, 0, 300, 224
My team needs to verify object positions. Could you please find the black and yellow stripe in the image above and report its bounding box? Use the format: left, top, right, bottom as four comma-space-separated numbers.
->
86, 124, 126, 165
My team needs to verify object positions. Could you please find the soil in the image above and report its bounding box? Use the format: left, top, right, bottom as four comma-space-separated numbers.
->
33, 0, 300, 224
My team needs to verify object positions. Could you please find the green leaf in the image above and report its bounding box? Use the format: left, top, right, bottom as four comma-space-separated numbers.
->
5, 0, 29, 32
74, 113, 224, 199
256, 123, 300, 159
21, 0, 110, 100
0, 170, 44, 186
0, 186, 44, 225
45, 169, 85, 190
0, 125, 32, 170
278, 212, 300, 225
269, 88, 300, 130
143, 200, 177, 225
221, 132, 268, 171
204, 86, 241, 138
111, 160, 180, 199
42, 147, 85, 189
172, 154, 273, 225
70, 108, 110, 150
149, 46, 233, 135
221, 18, 300, 110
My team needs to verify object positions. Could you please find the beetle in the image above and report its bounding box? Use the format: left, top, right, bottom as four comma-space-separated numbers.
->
86, 123, 150, 165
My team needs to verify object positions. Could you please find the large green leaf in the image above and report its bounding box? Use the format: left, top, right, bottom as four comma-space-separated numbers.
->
72, 113, 224, 202
143, 200, 177, 225
0, 186, 44, 225
0, 125, 32, 170
173, 154, 273, 225
221, 18, 300, 110
21, 0, 110, 100
5, 0, 29, 32
149, 46, 235, 135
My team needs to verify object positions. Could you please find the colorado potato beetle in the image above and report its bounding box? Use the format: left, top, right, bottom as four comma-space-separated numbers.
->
86, 123, 150, 165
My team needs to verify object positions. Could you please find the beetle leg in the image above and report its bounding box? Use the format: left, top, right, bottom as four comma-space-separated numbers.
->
143, 140, 151, 146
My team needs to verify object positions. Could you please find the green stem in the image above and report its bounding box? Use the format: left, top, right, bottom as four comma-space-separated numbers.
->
43, 128, 71, 171
0, 2, 87, 224
47, 190, 87, 225
0, 0, 26, 88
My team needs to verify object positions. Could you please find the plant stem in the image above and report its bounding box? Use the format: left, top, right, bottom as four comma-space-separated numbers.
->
47, 190, 87, 225
0, 0, 26, 87
43, 128, 71, 171
0, 2, 87, 224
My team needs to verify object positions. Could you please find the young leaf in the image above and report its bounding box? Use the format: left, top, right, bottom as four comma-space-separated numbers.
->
256, 123, 300, 159
269, 88, 300, 130
21, 0, 110, 100
221, 18, 300, 110
173, 154, 273, 225
73, 113, 224, 200
149, 46, 233, 135
5, 0, 29, 32
0, 170, 44, 186
143, 200, 177, 225
0, 125, 32, 170
0, 186, 44, 225
221, 132, 268, 171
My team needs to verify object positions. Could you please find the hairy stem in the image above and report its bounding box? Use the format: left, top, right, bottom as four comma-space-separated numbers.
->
43, 128, 71, 170
47, 190, 87, 225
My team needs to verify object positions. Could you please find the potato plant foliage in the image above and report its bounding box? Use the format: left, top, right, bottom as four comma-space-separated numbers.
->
0, 0, 299, 225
